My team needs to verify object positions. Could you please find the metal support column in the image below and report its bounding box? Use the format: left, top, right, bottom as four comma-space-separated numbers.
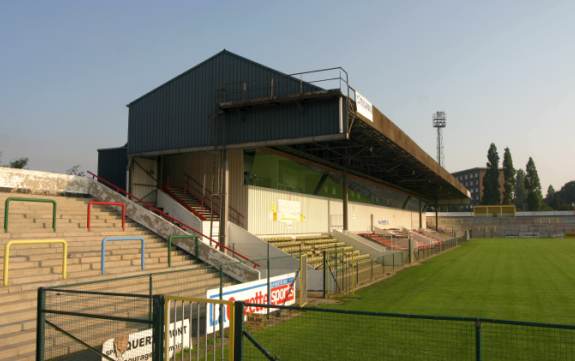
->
418, 199, 423, 229
435, 203, 439, 232
219, 149, 229, 248
342, 172, 349, 231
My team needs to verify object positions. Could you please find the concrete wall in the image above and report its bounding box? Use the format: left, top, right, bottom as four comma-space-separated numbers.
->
247, 185, 422, 236
0, 167, 91, 195
428, 212, 575, 237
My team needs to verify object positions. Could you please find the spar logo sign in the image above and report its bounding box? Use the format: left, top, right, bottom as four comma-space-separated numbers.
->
101, 319, 189, 361
205, 273, 296, 333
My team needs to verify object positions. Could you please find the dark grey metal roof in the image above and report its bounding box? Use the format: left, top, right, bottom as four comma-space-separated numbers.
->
127, 50, 343, 156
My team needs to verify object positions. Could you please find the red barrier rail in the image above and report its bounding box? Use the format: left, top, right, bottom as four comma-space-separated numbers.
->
86, 171, 260, 268
161, 185, 207, 221
87, 200, 126, 231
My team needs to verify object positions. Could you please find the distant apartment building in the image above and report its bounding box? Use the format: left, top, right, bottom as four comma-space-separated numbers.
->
452, 167, 505, 208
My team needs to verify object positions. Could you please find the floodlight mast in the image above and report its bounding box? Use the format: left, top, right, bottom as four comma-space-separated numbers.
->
433, 111, 447, 167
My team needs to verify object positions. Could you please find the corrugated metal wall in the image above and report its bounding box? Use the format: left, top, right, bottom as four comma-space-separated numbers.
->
247, 185, 422, 236
247, 186, 329, 235
128, 50, 341, 155
97, 146, 127, 189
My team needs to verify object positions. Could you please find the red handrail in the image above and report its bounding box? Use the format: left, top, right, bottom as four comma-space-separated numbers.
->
86, 171, 259, 268
87, 200, 126, 231
161, 185, 208, 221
183, 172, 245, 224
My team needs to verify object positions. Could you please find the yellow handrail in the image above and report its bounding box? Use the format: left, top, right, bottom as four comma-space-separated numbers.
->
3, 239, 68, 286
164, 296, 235, 361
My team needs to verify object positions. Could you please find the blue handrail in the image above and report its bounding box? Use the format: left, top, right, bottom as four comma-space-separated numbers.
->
101, 236, 145, 274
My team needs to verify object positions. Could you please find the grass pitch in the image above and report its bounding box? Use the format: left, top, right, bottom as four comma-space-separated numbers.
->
242, 238, 575, 360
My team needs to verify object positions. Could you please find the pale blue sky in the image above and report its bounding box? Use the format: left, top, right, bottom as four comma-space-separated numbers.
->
1, 1, 573, 190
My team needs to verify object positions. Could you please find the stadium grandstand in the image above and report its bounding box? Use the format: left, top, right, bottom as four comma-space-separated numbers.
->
0, 50, 470, 360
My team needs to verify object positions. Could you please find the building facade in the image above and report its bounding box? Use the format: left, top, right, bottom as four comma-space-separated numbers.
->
452, 167, 505, 208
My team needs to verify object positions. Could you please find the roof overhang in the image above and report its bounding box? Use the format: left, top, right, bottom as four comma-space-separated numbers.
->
269, 98, 470, 203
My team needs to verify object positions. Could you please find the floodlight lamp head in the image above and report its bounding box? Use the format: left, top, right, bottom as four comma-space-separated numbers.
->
433, 111, 447, 128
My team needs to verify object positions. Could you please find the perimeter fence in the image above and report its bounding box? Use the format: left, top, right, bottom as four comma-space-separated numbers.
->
239, 303, 575, 361
318, 235, 467, 296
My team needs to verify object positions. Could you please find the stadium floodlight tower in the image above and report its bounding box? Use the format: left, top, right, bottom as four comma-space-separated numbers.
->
432, 111, 447, 167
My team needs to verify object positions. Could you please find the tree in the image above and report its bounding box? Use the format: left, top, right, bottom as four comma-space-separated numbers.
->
8, 157, 29, 169
545, 185, 557, 209
502, 147, 515, 204
66, 165, 85, 176
525, 157, 543, 211
547, 181, 575, 210
515, 169, 527, 211
482, 143, 500, 205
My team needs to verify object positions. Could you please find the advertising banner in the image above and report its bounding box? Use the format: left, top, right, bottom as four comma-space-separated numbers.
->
205, 272, 296, 333
101, 319, 190, 361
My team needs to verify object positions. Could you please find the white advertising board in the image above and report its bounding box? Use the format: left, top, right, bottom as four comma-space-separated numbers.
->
356, 91, 373, 121
101, 319, 189, 361
277, 199, 301, 224
206, 272, 296, 333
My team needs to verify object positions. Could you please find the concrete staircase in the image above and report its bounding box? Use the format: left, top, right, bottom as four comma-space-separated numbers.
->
0, 191, 226, 361
162, 185, 219, 221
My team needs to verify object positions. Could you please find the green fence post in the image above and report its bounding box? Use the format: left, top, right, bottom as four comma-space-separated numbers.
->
152, 295, 165, 361
36, 287, 46, 361
51, 200, 56, 232
233, 302, 244, 361
322, 251, 327, 298
3, 199, 8, 233
148, 274, 153, 321
475, 319, 482, 361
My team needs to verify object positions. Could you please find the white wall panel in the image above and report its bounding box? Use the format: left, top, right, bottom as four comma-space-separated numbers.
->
247, 186, 423, 236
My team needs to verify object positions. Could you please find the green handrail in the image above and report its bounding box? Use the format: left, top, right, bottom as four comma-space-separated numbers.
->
4, 197, 57, 232
168, 234, 199, 267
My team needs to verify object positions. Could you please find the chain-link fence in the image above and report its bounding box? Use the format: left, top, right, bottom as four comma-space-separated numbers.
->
39, 287, 160, 361
239, 303, 575, 361
319, 236, 467, 297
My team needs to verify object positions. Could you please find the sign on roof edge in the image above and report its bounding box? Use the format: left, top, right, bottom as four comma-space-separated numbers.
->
355, 91, 373, 122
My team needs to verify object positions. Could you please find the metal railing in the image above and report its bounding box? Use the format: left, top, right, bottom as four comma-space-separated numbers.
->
100, 236, 145, 274
87, 171, 260, 269
36, 287, 160, 361
164, 296, 236, 361
183, 171, 246, 226
217, 67, 356, 136
4, 196, 57, 232
38, 286, 575, 361
316, 236, 466, 297
87, 200, 126, 231
237, 302, 575, 361
4, 239, 67, 286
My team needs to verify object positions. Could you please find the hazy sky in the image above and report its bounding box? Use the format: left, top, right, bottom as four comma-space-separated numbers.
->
1, 1, 573, 190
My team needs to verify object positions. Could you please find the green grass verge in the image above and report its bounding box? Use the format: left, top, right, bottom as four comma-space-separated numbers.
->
241, 238, 575, 360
